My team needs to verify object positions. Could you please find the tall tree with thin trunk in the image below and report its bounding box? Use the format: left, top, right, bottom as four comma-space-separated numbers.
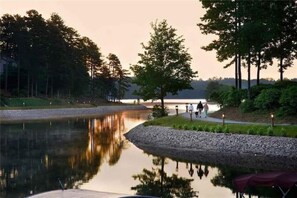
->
131, 20, 197, 116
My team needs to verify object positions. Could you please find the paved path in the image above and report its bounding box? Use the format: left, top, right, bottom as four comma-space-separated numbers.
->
181, 112, 255, 125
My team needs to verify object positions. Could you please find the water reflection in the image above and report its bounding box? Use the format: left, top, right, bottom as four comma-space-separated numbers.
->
0, 109, 296, 198
131, 157, 198, 198
0, 110, 149, 197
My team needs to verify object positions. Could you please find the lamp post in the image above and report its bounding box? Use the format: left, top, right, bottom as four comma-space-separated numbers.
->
222, 113, 225, 126
270, 113, 274, 127
175, 105, 178, 116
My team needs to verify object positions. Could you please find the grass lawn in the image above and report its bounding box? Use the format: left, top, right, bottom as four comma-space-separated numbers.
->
144, 115, 297, 138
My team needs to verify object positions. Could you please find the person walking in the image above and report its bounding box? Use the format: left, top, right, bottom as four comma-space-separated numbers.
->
188, 103, 194, 113
197, 101, 203, 118
203, 102, 209, 118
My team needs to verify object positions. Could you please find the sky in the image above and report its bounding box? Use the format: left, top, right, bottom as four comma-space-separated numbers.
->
0, 0, 296, 80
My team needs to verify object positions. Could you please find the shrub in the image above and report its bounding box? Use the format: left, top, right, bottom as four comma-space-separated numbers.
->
267, 127, 274, 136
203, 125, 210, 132
280, 128, 287, 137
257, 128, 264, 136
197, 125, 204, 131
279, 85, 297, 116
183, 125, 189, 130
250, 84, 273, 100
240, 99, 255, 113
215, 125, 223, 133
224, 87, 246, 107
223, 126, 229, 133
254, 88, 281, 110
152, 105, 168, 118
247, 128, 256, 135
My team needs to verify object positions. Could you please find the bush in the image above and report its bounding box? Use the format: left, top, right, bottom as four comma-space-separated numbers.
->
223, 126, 229, 133
215, 125, 223, 133
250, 84, 273, 100
152, 105, 168, 118
257, 128, 264, 136
267, 127, 274, 136
240, 99, 255, 113
254, 88, 281, 110
279, 85, 297, 116
247, 128, 256, 135
224, 87, 246, 107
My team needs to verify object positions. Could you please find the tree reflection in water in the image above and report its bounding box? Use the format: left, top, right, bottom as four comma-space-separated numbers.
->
0, 111, 132, 197
131, 157, 198, 198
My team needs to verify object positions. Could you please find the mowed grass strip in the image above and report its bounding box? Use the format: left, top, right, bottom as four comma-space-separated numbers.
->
144, 115, 297, 138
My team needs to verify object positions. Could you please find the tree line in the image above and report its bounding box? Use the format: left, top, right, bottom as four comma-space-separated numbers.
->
0, 10, 130, 100
198, 0, 297, 98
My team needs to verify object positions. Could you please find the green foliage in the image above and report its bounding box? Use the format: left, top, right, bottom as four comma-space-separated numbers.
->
183, 125, 189, 130
223, 126, 229, 134
280, 128, 287, 137
224, 88, 245, 107
267, 127, 274, 136
130, 20, 197, 111
0, 11, 130, 100
144, 115, 297, 138
279, 85, 297, 116
247, 128, 256, 135
254, 88, 281, 110
240, 99, 255, 113
152, 105, 168, 118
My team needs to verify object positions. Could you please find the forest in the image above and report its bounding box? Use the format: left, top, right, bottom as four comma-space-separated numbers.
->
0, 10, 130, 100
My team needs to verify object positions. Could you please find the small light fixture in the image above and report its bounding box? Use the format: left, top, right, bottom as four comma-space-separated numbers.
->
270, 113, 274, 127
222, 113, 225, 126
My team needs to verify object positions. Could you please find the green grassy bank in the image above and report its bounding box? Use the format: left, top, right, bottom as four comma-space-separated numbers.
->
144, 115, 297, 138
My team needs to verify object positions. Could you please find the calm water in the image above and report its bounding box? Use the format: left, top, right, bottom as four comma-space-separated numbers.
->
0, 103, 296, 198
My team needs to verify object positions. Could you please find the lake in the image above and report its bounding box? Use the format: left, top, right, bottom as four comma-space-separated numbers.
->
0, 101, 296, 198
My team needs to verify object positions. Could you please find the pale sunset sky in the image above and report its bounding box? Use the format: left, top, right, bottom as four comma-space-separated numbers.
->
1, 0, 296, 80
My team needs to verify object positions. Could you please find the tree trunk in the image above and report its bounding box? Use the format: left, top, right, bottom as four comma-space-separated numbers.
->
35, 81, 38, 97
256, 51, 261, 86
51, 77, 53, 98
45, 76, 49, 97
279, 56, 284, 81
5, 63, 8, 92
17, 60, 20, 96
247, 51, 251, 99
238, 55, 242, 89
27, 73, 30, 97
235, 54, 238, 89
31, 78, 34, 97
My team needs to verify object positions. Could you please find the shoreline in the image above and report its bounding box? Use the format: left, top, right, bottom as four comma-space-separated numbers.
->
0, 105, 147, 123
125, 125, 297, 171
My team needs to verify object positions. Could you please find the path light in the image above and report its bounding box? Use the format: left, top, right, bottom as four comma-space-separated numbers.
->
222, 113, 225, 126
270, 113, 274, 127
23, 102, 25, 106
175, 105, 178, 116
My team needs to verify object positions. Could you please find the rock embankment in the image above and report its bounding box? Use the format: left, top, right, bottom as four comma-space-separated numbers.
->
125, 125, 297, 170
0, 105, 147, 122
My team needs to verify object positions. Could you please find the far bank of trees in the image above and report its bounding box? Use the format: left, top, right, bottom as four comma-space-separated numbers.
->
199, 0, 297, 96
0, 10, 129, 100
